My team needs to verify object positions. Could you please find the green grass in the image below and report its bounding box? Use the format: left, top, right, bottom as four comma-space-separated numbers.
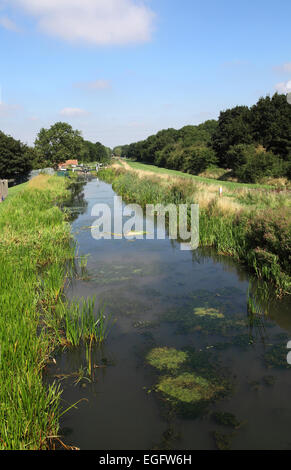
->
125, 160, 273, 190
0, 182, 29, 213
7, 181, 29, 196
0, 175, 112, 449
0, 176, 73, 449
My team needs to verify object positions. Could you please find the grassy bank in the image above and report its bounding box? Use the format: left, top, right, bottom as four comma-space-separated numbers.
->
0, 175, 73, 449
0, 174, 108, 450
100, 167, 291, 296
124, 160, 275, 190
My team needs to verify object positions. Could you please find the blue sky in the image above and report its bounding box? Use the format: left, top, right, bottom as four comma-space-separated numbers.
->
0, 0, 290, 148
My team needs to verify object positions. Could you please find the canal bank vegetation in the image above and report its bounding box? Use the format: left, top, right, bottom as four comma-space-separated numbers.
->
114, 93, 291, 186
99, 166, 291, 296
0, 174, 109, 449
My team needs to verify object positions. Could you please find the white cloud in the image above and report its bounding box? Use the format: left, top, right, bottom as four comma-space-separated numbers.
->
275, 80, 291, 94
59, 107, 89, 117
11, 0, 155, 45
75, 79, 111, 91
0, 15, 20, 32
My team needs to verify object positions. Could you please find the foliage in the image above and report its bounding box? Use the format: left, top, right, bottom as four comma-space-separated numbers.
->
117, 93, 290, 183
34, 122, 83, 167
82, 140, 111, 163
225, 144, 286, 183
0, 130, 33, 181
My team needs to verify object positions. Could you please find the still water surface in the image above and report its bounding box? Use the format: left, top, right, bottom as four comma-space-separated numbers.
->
50, 178, 291, 450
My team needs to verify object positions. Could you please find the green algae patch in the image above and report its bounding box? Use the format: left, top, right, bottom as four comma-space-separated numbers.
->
193, 307, 224, 319
156, 373, 223, 404
148, 347, 234, 418
212, 431, 234, 450
146, 347, 188, 371
212, 411, 245, 429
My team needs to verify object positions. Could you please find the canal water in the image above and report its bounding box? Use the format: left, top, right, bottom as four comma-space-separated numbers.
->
49, 178, 291, 450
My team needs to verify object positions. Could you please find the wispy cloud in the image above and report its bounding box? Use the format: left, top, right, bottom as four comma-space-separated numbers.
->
0, 15, 20, 32
273, 62, 291, 74
59, 107, 89, 117
11, 0, 155, 45
275, 80, 291, 94
74, 79, 111, 91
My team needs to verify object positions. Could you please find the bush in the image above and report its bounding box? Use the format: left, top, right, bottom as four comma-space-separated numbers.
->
182, 146, 218, 175
225, 144, 285, 183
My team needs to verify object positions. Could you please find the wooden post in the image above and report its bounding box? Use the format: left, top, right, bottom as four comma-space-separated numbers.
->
0, 180, 8, 202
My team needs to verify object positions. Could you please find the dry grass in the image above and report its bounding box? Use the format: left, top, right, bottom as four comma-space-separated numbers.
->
115, 159, 290, 214
28, 173, 51, 189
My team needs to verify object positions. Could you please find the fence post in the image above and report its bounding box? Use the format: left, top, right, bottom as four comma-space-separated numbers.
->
0, 180, 8, 202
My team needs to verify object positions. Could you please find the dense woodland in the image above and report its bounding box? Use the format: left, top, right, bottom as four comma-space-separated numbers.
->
114, 93, 291, 183
0, 122, 111, 181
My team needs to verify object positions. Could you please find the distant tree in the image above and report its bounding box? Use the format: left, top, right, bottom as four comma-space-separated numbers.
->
116, 93, 290, 182
182, 146, 218, 174
113, 146, 123, 157
34, 122, 83, 168
0, 131, 33, 182
251, 93, 291, 159
212, 106, 253, 167
95, 142, 108, 162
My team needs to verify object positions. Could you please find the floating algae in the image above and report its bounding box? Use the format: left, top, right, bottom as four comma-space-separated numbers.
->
146, 346, 234, 418
193, 307, 224, 319
152, 426, 181, 450
164, 304, 247, 337
156, 373, 224, 403
146, 347, 188, 371
264, 343, 291, 369
212, 412, 245, 429
212, 431, 234, 450
133, 320, 159, 330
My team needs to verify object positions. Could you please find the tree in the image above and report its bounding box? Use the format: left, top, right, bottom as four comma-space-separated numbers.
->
212, 106, 253, 167
34, 122, 83, 167
251, 93, 291, 159
182, 146, 218, 174
0, 131, 33, 182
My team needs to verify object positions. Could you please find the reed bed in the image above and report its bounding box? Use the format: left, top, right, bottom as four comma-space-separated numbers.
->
0, 175, 110, 449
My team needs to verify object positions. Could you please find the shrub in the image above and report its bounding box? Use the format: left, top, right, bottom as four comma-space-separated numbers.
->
225, 144, 285, 183
182, 146, 218, 175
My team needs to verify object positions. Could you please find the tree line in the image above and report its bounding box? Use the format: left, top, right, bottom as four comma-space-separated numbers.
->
0, 122, 111, 182
114, 93, 291, 183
